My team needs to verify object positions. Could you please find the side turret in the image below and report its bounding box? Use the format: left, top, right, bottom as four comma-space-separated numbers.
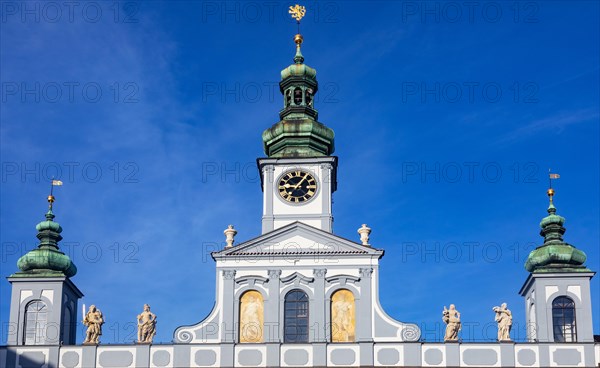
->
520, 184, 595, 343
7, 188, 83, 346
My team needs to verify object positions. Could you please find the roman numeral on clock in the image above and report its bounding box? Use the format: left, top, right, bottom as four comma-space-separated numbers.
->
278, 170, 318, 203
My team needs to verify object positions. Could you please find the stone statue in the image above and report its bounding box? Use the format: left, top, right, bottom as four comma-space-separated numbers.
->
83, 305, 104, 344
493, 303, 512, 341
137, 304, 157, 344
442, 304, 461, 341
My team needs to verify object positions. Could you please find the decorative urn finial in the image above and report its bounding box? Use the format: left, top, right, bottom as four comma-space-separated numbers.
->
224, 225, 237, 248
357, 224, 372, 246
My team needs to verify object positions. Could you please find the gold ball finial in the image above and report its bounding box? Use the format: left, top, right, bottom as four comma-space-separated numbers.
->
294, 33, 304, 45
47, 194, 55, 209
547, 187, 555, 205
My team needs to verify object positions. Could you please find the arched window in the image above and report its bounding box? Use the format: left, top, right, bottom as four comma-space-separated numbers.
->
239, 290, 264, 343
284, 290, 309, 343
293, 88, 303, 105
24, 300, 48, 345
331, 289, 355, 342
305, 88, 313, 107
552, 296, 577, 342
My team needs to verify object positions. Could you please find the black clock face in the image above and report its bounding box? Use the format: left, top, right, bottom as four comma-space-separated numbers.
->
278, 170, 318, 203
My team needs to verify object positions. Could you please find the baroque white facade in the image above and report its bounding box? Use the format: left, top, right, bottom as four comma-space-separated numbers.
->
175, 221, 421, 346
2, 21, 599, 368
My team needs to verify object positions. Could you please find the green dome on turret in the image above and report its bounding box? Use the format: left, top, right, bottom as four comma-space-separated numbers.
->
36, 212, 63, 233
263, 118, 335, 157
281, 39, 317, 80
525, 189, 589, 273
281, 63, 317, 80
280, 33, 317, 80
263, 33, 334, 158
13, 197, 77, 278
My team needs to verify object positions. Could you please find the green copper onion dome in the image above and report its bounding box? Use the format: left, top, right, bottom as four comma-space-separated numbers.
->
525, 189, 589, 273
13, 197, 77, 278
280, 61, 317, 80
280, 35, 317, 80
263, 33, 334, 158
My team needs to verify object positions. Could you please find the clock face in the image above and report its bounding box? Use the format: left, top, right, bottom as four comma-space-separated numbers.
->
278, 170, 318, 203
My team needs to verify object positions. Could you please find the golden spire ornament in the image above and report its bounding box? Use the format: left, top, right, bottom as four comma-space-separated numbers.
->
547, 170, 560, 204
289, 4, 306, 39
289, 4, 306, 22
48, 179, 63, 209
288, 4, 307, 64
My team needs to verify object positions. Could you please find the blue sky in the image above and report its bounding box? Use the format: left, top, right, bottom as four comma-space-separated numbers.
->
1, 1, 598, 344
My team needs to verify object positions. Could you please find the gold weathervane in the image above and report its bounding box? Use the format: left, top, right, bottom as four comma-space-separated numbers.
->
289, 4, 306, 22
48, 179, 63, 209
289, 4, 306, 45
548, 170, 560, 203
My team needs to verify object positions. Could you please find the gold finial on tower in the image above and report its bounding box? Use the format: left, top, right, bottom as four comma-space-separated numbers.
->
288, 4, 307, 63
47, 194, 55, 208
547, 187, 555, 203
289, 4, 306, 44
48, 179, 63, 209
548, 170, 560, 204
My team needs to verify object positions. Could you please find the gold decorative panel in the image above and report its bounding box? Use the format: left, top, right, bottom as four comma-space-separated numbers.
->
239, 290, 264, 343
331, 289, 355, 342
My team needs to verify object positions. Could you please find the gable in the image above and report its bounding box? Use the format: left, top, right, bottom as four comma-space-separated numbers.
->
212, 221, 383, 260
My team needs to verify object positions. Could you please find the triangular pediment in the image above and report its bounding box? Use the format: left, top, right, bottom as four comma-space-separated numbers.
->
213, 221, 383, 259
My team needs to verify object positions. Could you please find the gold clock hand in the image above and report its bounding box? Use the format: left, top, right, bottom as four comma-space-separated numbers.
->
294, 173, 309, 190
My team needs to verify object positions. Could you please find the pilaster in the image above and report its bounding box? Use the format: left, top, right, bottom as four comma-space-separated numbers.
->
312, 268, 327, 342
261, 165, 275, 233
221, 270, 236, 343
357, 267, 373, 342
266, 269, 282, 343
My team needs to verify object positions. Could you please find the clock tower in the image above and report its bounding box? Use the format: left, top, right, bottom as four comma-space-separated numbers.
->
259, 32, 337, 234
